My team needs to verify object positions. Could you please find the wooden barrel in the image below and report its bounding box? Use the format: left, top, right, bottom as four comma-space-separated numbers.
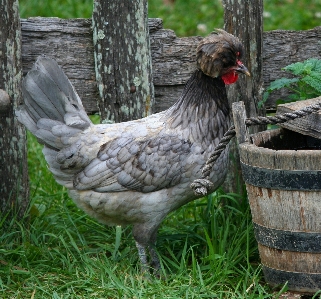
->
239, 128, 321, 294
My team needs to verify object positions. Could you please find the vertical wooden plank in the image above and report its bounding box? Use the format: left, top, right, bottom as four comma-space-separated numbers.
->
92, 0, 155, 123
221, 0, 264, 193
0, 0, 29, 218
232, 101, 249, 145
223, 0, 264, 124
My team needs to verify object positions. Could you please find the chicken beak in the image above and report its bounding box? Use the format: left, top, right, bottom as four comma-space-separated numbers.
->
236, 63, 251, 77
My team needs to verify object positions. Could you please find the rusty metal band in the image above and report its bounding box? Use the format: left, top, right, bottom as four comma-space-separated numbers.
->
263, 266, 321, 291
254, 222, 321, 253
241, 161, 321, 191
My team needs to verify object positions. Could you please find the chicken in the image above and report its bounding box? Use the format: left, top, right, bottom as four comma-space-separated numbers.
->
16, 29, 250, 274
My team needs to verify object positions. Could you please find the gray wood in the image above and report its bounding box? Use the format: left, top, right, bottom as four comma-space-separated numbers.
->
232, 101, 249, 145
276, 97, 321, 140
21, 17, 98, 114
92, 0, 154, 123
20, 17, 198, 115
150, 29, 200, 112
0, 0, 29, 218
221, 1, 264, 193
21, 18, 321, 114
223, 0, 264, 129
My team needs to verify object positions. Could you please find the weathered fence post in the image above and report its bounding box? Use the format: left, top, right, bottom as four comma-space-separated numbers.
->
0, 0, 29, 218
92, 0, 154, 123
232, 101, 249, 145
222, 0, 264, 193
223, 0, 264, 122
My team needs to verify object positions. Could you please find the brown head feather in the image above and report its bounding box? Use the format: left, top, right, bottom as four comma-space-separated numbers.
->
196, 29, 244, 78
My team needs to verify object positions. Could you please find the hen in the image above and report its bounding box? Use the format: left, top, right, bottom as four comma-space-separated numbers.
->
16, 29, 249, 273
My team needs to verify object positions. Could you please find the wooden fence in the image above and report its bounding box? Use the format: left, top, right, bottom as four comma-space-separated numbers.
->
1, 0, 321, 216
20, 18, 321, 112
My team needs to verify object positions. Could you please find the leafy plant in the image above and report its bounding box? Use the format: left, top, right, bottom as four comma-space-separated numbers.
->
259, 58, 321, 108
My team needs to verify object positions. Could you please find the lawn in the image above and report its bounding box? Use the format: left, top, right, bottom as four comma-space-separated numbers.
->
2, 140, 272, 297
18, 0, 321, 36
1, 0, 320, 298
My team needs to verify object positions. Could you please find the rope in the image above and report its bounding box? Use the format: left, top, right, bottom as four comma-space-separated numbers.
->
190, 101, 321, 196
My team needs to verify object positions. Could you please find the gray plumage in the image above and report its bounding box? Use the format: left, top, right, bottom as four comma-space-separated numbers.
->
16, 30, 249, 274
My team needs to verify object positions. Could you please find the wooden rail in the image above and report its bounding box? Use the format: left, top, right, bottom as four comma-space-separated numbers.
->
21, 17, 321, 113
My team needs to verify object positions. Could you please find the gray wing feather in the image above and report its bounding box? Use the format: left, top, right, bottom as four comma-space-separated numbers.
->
74, 135, 193, 193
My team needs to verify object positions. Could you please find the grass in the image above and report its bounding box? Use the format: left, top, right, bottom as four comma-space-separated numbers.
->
0, 133, 285, 298
2, 0, 320, 298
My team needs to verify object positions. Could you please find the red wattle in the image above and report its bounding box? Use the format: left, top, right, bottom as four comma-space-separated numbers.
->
222, 72, 239, 85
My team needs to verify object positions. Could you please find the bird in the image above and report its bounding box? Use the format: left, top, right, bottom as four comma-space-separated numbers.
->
16, 29, 250, 274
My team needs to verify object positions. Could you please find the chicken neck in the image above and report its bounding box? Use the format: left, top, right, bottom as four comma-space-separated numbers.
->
164, 69, 230, 145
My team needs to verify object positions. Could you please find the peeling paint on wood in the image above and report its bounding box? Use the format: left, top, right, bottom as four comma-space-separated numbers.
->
92, 0, 154, 123
0, 0, 29, 218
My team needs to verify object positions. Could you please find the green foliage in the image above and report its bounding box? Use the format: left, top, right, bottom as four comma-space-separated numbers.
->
19, 0, 321, 37
263, 0, 321, 32
19, 0, 93, 19
259, 58, 321, 108
148, 0, 224, 37
284, 58, 321, 76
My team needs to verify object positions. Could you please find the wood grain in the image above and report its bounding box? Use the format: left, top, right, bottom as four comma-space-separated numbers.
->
21, 18, 98, 114
248, 185, 321, 231
232, 101, 249, 144
221, 0, 263, 193
259, 244, 321, 273
277, 97, 321, 139
21, 17, 321, 114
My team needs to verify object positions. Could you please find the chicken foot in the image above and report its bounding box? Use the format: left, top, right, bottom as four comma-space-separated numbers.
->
135, 242, 160, 276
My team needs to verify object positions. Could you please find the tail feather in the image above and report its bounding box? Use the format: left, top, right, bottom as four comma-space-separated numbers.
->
16, 56, 92, 149
16, 56, 94, 188
34, 56, 83, 109
23, 70, 66, 122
